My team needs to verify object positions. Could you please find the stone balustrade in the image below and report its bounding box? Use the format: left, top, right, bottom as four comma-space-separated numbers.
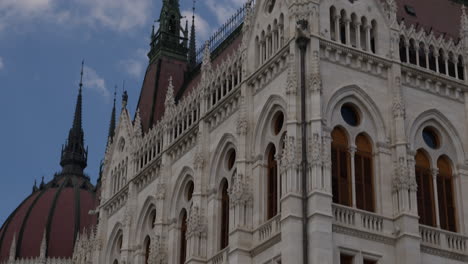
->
420, 225, 468, 253
254, 214, 281, 244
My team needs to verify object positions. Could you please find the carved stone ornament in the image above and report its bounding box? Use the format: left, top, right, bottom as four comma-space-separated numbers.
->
286, 63, 298, 95
148, 234, 168, 264
193, 152, 205, 170
164, 76, 176, 114
310, 133, 321, 166
156, 183, 166, 200
228, 173, 253, 208
384, 0, 398, 27
309, 73, 322, 93
461, 5, 468, 38
392, 157, 417, 193
123, 207, 134, 227
321, 135, 332, 169
280, 135, 299, 172
73, 227, 99, 264
236, 96, 248, 135
187, 206, 207, 239
134, 108, 143, 139
392, 78, 406, 119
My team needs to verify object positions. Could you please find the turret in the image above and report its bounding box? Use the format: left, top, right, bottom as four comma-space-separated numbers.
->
148, 0, 188, 62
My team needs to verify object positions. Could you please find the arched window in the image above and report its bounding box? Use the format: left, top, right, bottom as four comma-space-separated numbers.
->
415, 150, 435, 226
355, 134, 374, 212
437, 156, 457, 232
267, 144, 278, 219
220, 179, 229, 249
179, 210, 187, 264
144, 236, 151, 264
331, 128, 351, 206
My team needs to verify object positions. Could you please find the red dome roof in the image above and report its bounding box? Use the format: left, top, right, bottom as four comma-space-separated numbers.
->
0, 175, 97, 261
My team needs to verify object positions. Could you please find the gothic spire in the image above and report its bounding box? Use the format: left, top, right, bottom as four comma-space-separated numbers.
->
107, 86, 117, 146
60, 61, 88, 175
188, 0, 197, 68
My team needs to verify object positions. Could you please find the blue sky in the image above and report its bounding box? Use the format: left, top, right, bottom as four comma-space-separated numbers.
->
0, 0, 246, 226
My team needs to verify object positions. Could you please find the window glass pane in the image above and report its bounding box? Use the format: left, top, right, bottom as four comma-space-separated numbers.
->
340, 254, 353, 264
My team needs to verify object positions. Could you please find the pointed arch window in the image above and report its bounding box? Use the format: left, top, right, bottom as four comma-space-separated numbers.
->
144, 236, 151, 264
220, 179, 230, 249
437, 156, 457, 232
355, 134, 374, 212
331, 128, 352, 206
179, 210, 187, 264
415, 150, 436, 227
267, 145, 278, 219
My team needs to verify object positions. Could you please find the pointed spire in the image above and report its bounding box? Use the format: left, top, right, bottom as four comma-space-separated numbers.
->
9, 233, 16, 261
461, 5, 468, 38
201, 41, 212, 85
32, 179, 38, 193
60, 61, 88, 175
74, 60, 84, 132
122, 90, 128, 109
40, 176, 45, 189
107, 86, 117, 146
165, 76, 175, 109
39, 230, 47, 259
134, 108, 143, 138
188, 0, 197, 68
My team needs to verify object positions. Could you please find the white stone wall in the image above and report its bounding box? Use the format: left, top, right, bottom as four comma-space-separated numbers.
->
91, 1, 468, 264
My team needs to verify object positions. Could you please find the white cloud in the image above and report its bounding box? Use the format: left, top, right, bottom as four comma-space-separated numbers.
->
204, 0, 237, 24
120, 48, 147, 79
77, 0, 152, 31
83, 66, 109, 99
0, 57, 4, 70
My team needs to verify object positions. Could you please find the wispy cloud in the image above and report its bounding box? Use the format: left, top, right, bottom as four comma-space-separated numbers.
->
83, 66, 109, 100
0, 57, 4, 70
0, 0, 153, 33
204, 0, 245, 25
119, 48, 147, 79
78, 0, 152, 31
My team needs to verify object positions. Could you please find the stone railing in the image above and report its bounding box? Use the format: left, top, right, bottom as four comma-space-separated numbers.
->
332, 204, 392, 235
0, 257, 72, 264
320, 38, 391, 80
209, 247, 229, 264
401, 65, 465, 103
420, 225, 468, 253
254, 214, 281, 244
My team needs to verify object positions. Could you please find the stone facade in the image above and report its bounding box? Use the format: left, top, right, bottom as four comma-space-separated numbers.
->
84, 1, 468, 263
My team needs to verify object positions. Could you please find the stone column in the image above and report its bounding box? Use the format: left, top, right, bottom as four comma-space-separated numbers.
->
431, 168, 441, 228
349, 146, 357, 207
355, 22, 361, 50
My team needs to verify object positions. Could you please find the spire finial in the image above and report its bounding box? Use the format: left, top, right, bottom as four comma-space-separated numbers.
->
188, 0, 197, 68
32, 179, 38, 193
79, 60, 84, 91
192, 0, 196, 19
107, 85, 117, 146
